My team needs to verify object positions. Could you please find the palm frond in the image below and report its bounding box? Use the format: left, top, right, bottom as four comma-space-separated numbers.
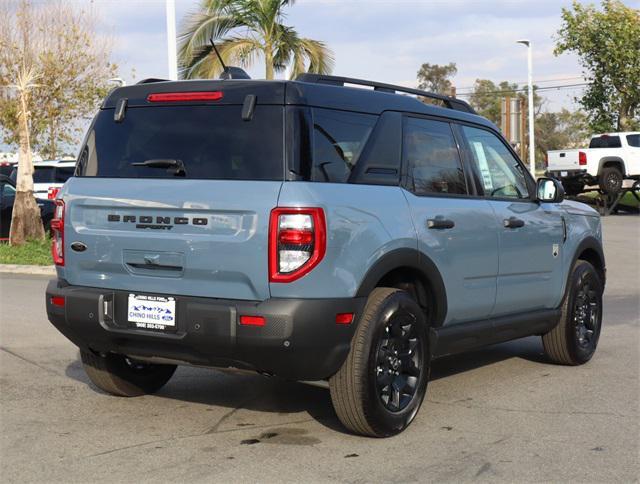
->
185, 37, 261, 79
289, 38, 334, 79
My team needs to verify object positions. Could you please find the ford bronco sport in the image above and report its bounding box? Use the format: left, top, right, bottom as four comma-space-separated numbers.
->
46, 74, 605, 437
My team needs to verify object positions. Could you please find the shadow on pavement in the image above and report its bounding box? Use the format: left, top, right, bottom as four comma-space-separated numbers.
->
64, 335, 551, 434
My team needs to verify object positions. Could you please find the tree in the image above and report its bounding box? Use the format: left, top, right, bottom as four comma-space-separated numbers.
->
468, 79, 543, 126
178, 0, 334, 80
536, 109, 589, 162
0, 1, 117, 159
8, 66, 44, 245
416, 62, 457, 95
556, 0, 640, 132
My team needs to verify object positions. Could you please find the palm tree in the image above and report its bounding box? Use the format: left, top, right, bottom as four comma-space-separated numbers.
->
178, 0, 334, 80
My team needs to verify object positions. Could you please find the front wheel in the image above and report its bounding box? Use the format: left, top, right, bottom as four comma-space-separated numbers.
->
542, 260, 603, 365
329, 288, 430, 437
80, 350, 176, 397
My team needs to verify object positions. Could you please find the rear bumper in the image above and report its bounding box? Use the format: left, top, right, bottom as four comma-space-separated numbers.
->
547, 169, 591, 181
46, 279, 366, 381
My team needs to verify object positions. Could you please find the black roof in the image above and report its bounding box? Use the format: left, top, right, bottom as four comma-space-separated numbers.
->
102, 77, 494, 129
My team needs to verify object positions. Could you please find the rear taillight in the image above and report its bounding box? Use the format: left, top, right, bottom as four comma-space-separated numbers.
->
269, 207, 326, 283
47, 187, 60, 200
579, 151, 587, 166
544, 153, 548, 169
51, 200, 65, 266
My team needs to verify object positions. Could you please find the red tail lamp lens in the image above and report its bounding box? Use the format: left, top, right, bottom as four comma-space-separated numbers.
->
240, 315, 266, 326
578, 151, 587, 166
335, 313, 354, 325
51, 296, 65, 307
147, 91, 223, 103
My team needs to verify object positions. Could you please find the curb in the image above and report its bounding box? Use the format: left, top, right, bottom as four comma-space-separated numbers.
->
0, 264, 56, 276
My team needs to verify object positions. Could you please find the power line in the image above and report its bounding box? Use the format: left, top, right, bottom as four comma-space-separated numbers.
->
454, 76, 585, 92
456, 82, 589, 97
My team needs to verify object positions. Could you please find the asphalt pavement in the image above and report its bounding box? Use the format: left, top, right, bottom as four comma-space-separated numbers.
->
1, 215, 638, 483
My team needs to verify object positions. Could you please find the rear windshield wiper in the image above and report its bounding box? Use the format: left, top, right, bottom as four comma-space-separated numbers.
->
131, 159, 186, 177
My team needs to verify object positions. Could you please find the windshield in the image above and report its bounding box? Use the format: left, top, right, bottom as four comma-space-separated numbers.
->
77, 105, 284, 180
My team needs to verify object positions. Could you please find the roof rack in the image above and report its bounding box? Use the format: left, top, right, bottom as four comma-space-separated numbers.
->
296, 74, 476, 114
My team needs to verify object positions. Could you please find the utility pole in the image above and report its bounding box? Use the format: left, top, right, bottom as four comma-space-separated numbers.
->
517, 39, 535, 177
166, 0, 178, 80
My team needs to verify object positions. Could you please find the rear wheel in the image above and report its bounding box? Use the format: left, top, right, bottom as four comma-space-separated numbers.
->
542, 260, 603, 365
329, 288, 430, 437
80, 350, 176, 397
599, 166, 623, 194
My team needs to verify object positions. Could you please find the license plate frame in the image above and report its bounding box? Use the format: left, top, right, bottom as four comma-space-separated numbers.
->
127, 293, 176, 332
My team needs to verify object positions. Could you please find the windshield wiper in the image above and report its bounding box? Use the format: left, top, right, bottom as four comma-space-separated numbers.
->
131, 159, 186, 177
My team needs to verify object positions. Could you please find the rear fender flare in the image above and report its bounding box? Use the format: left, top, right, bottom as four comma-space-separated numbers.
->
355, 248, 447, 327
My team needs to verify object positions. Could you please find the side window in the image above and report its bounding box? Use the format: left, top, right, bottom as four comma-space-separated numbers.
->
461, 125, 530, 199
311, 109, 377, 183
402, 117, 467, 195
627, 134, 640, 148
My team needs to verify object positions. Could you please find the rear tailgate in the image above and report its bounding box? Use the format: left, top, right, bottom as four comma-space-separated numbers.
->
60, 86, 285, 301
547, 149, 581, 171
61, 178, 280, 300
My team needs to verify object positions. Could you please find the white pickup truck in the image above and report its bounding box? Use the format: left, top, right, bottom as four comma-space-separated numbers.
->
547, 132, 640, 195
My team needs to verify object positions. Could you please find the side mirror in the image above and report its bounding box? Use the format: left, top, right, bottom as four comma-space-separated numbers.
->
537, 177, 564, 203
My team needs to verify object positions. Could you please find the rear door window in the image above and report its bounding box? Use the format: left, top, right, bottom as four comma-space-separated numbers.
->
626, 134, 640, 148
402, 117, 467, 196
589, 136, 622, 148
311, 109, 377, 183
77, 105, 284, 180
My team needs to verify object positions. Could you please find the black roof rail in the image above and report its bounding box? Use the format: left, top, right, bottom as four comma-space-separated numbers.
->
137, 78, 169, 85
296, 73, 476, 114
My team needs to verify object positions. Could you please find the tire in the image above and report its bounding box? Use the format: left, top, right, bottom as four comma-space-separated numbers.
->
329, 288, 430, 437
542, 260, 603, 365
80, 350, 176, 397
563, 181, 585, 197
598, 166, 623, 194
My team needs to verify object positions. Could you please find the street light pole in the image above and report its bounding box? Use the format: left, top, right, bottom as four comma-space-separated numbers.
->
166, 0, 178, 80
517, 39, 535, 177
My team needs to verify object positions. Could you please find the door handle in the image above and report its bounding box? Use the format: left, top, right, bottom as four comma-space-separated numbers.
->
504, 217, 525, 229
427, 218, 455, 230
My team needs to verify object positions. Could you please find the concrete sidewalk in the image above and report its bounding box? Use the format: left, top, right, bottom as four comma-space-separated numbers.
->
0, 264, 55, 276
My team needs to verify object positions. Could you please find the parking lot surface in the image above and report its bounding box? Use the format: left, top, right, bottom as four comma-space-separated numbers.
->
1, 215, 638, 483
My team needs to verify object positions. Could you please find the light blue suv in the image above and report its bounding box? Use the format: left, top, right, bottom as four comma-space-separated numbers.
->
46, 74, 605, 437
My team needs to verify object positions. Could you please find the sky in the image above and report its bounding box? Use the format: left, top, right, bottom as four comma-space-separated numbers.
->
91, 0, 639, 110
3, 0, 640, 155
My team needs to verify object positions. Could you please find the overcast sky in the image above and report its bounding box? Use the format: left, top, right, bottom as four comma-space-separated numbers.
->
93, 0, 639, 111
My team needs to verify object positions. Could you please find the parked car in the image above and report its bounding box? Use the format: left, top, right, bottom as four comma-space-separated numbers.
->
0, 175, 55, 239
9, 159, 76, 200
46, 74, 605, 437
547, 132, 640, 195
0, 161, 17, 178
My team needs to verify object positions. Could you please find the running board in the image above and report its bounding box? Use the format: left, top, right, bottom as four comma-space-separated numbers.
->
431, 309, 561, 359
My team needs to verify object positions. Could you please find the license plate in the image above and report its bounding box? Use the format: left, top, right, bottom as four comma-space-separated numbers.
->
561, 171, 568, 177
127, 294, 176, 331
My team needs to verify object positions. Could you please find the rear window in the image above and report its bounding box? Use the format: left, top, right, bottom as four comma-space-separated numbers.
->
627, 134, 640, 148
310, 108, 377, 183
77, 105, 284, 180
589, 135, 622, 148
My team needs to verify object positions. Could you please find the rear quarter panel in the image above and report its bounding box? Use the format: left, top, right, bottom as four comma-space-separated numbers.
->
271, 183, 416, 298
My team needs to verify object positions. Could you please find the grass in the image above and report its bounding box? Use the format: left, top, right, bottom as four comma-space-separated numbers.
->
0, 238, 52, 266
581, 190, 639, 209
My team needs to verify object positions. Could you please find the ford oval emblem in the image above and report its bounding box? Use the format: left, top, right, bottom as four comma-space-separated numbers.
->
71, 242, 87, 252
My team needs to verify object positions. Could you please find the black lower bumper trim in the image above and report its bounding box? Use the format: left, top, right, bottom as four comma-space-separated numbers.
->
46, 279, 366, 381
